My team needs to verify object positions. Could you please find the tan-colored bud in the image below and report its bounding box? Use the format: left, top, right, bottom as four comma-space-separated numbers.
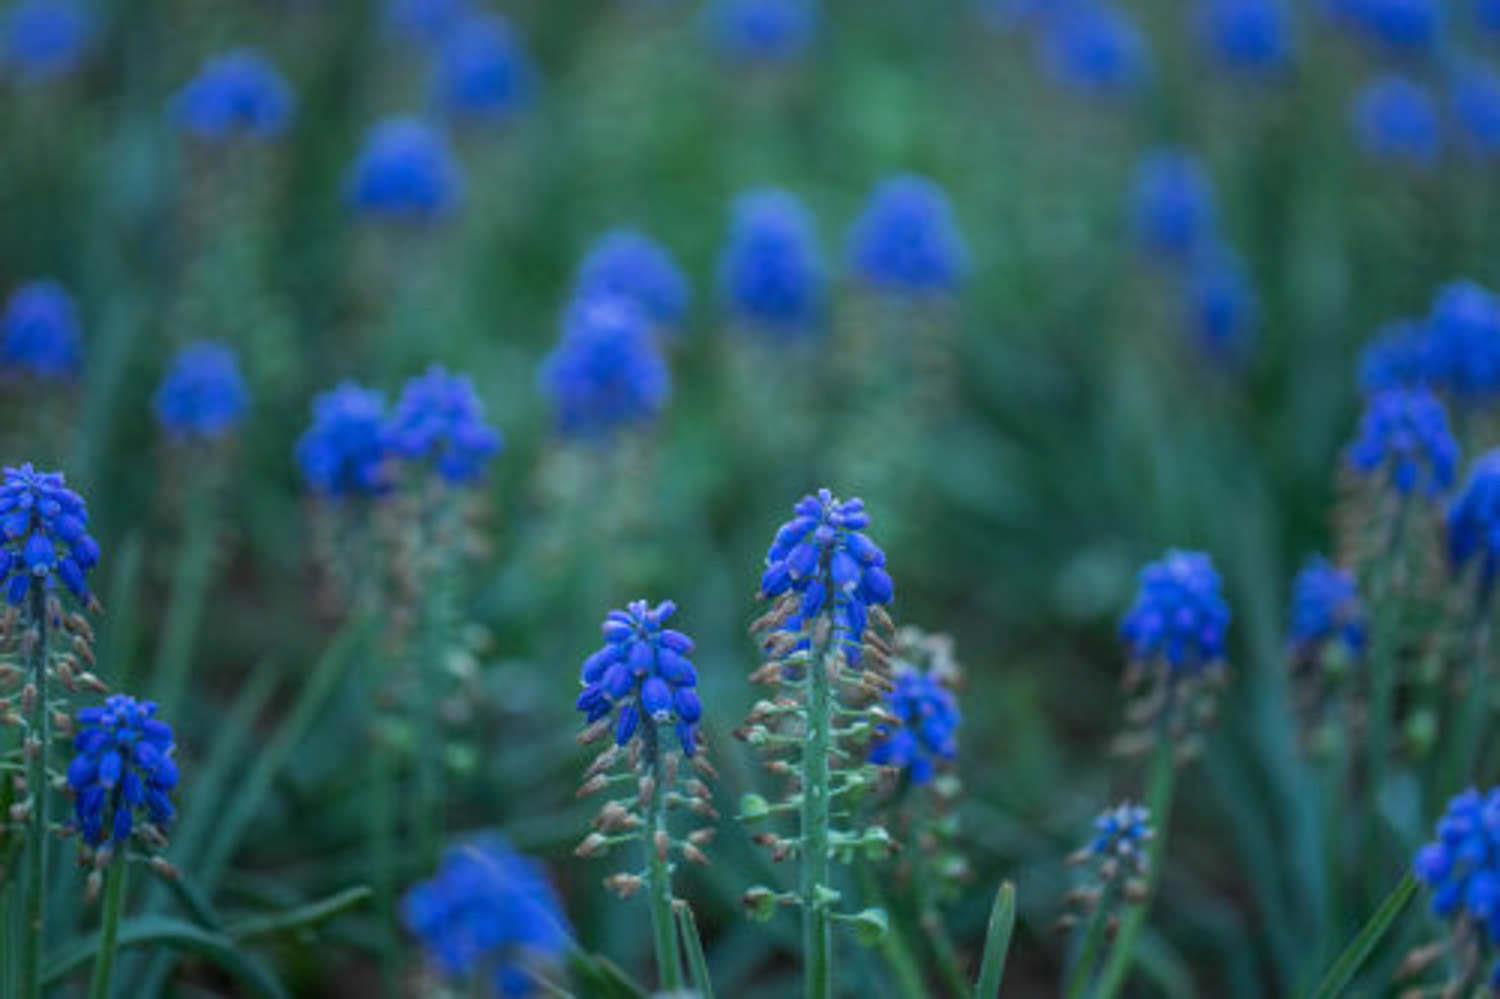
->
655, 831, 669, 862
149, 857, 179, 881
749, 662, 783, 686
604, 873, 643, 899
692, 756, 719, 781
85, 870, 102, 904
688, 828, 717, 847
72, 636, 95, 667
575, 775, 609, 799
681, 843, 709, 866
637, 776, 656, 809
574, 833, 609, 858
576, 719, 611, 746
585, 746, 619, 779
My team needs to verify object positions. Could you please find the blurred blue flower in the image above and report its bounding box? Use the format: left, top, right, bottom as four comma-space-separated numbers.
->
1, 280, 81, 379
868, 668, 959, 784
1185, 246, 1258, 365
576, 599, 702, 755
348, 118, 463, 222
1448, 450, 1500, 590
0, 463, 99, 606
1288, 556, 1365, 659
1359, 319, 1433, 394
760, 489, 894, 665
1479, 0, 1500, 33
2, 0, 92, 83
1329, 0, 1439, 54
153, 342, 250, 441
403, 837, 571, 997
1119, 550, 1230, 676
573, 230, 690, 334
1347, 388, 1459, 496
67, 695, 177, 848
1039, 2, 1148, 96
172, 49, 294, 142
386, 365, 502, 484
847, 175, 967, 296
1413, 787, 1500, 989
296, 382, 392, 498
1352, 74, 1441, 167
718, 188, 824, 336
1426, 280, 1500, 401
539, 296, 671, 439
434, 13, 534, 123
1196, 0, 1292, 75
1130, 150, 1217, 263
1454, 65, 1500, 157
385, 0, 469, 47
705, 0, 817, 64
1087, 802, 1153, 860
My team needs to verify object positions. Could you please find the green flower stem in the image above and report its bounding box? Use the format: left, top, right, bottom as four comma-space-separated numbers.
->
802, 637, 836, 999
1362, 512, 1407, 862
151, 473, 219, 719
857, 862, 926, 998
20, 587, 49, 999
1438, 607, 1492, 800
414, 490, 458, 871
87, 859, 129, 999
1062, 884, 1116, 999
911, 811, 967, 998
369, 715, 397, 999
643, 720, 684, 994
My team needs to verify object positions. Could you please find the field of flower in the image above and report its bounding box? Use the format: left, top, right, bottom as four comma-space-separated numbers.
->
7, 0, 1500, 996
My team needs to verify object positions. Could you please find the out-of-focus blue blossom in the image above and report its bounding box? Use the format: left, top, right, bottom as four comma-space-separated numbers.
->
1352, 75, 1441, 167
2, 0, 92, 83
385, 0, 469, 47
1196, 0, 1292, 74
1119, 550, 1230, 676
760, 489, 894, 664
1038, 3, 1148, 96
296, 382, 392, 498
1, 280, 81, 379
172, 49, 294, 142
1448, 450, 1500, 591
705, 0, 817, 64
1329, 0, 1439, 54
868, 668, 959, 784
1359, 319, 1433, 394
847, 175, 967, 296
403, 837, 571, 997
573, 230, 690, 334
539, 296, 671, 439
1130, 150, 1217, 263
1347, 389, 1459, 496
348, 118, 463, 222
575, 599, 702, 755
1454, 64, 1500, 157
719, 188, 825, 336
1185, 246, 1258, 364
434, 13, 534, 123
385, 365, 502, 484
1426, 280, 1500, 402
1413, 787, 1500, 989
0, 463, 99, 606
1087, 802, 1153, 861
1289, 556, 1365, 659
1479, 0, 1500, 33
67, 695, 177, 848
153, 342, 250, 441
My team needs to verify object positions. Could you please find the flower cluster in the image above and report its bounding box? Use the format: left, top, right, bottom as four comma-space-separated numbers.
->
67, 695, 178, 849
434, 13, 534, 123
1038, 3, 1149, 96
1327, 0, 1438, 54
1288, 556, 1365, 661
1413, 787, 1500, 992
719, 188, 824, 336
0, 464, 99, 606
2, 0, 92, 83
576, 600, 702, 755
705, 0, 818, 64
386, 365, 502, 485
403, 837, 571, 997
1455, 65, 1500, 159
153, 342, 250, 441
384, 0, 468, 47
539, 296, 671, 439
1447, 450, 1500, 594
348, 118, 463, 222
1130, 150, 1217, 263
1087, 802, 1153, 866
1195, 0, 1291, 75
572, 230, 690, 334
2, 280, 82, 380
1346, 388, 1459, 497
1353, 75, 1440, 167
295, 382, 392, 498
1119, 550, 1230, 677
847, 175, 967, 297
1359, 319, 1430, 394
173, 49, 294, 142
868, 667, 959, 785
1186, 248, 1257, 364
1426, 281, 1500, 402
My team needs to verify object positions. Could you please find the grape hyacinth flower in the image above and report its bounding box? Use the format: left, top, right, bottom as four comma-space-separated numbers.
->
1062, 801, 1155, 981
1346, 389, 1459, 497
1447, 450, 1500, 594
1038, 2, 1149, 96
1358, 319, 1433, 394
433, 13, 534, 124
1480, 0, 1500, 33
172, 49, 294, 142
1085, 802, 1154, 869
384, 0, 470, 47
1412, 788, 1500, 993
0, 463, 99, 606
2, 0, 92, 83
1330, 0, 1439, 54
295, 382, 392, 498
385, 365, 501, 484
868, 667, 959, 784
1425, 280, 1500, 403
404, 838, 571, 996
847, 175, 968, 298
67, 695, 178, 850
348, 118, 463, 223
705, 0, 818, 64
1119, 550, 1230, 679
152, 342, 250, 442
576, 600, 703, 755
718, 188, 825, 337
1195, 0, 1292, 75
1288, 556, 1366, 661
1, 280, 81, 380
572, 230, 690, 335
539, 296, 671, 440
1129, 150, 1217, 264
1454, 65, 1500, 158
1185, 246, 1258, 365
1353, 75, 1441, 167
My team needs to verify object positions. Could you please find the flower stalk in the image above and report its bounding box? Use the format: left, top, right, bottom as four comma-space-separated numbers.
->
19, 587, 49, 999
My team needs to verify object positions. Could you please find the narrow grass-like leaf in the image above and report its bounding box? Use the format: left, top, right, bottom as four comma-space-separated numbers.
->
1309, 874, 1416, 999
566, 949, 651, 999
676, 903, 716, 999
43, 916, 286, 998
225, 885, 372, 943
974, 880, 1016, 998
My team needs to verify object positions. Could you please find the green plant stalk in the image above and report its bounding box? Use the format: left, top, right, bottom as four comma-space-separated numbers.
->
801, 638, 836, 999
20, 587, 49, 999
911, 811, 968, 998
151, 478, 218, 719
1362, 521, 1405, 865
643, 720, 683, 994
1438, 609, 1492, 800
414, 494, 456, 871
1309, 874, 1416, 999
973, 881, 1016, 999
369, 717, 397, 998
675, 903, 716, 999
1319, 701, 1350, 958
87, 859, 129, 999
1062, 884, 1116, 999
857, 862, 926, 999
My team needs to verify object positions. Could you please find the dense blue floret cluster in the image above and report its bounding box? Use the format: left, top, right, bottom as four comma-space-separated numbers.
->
539, 297, 671, 439
1039, 3, 1148, 96
2, 0, 92, 83
575, 600, 703, 755
384, 0, 469, 47
1288, 556, 1365, 659
1196, 0, 1291, 74
1346, 389, 1459, 497
403, 837, 571, 997
348, 118, 463, 222
67, 695, 178, 848
1448, 450, 1500, 592
868, 668, 959, 784
173, 49, 294, 141
153, 342, 250, 441
706, 0, 817, 63
719, 188, 824, 336
386, 365, 502, 484
1455, 66, 1500, 158
847, 175, 967, 296
1119, 550, 1230, 676
434, 13, 534, 122
1130, 150, 1217, 263
573, 230, 690, 334
296, 382, 391, 498
1, 280, 81, 379
1426, 281, 1500, 402
1088, 802, 1153, 861
1353, 75, 1441, 167
1186, 247, 1257, 363
0, 464, 99, 606
1359, 319, 1431, 394
1413, 788, 1500, 990
1328, 0, 1439, 53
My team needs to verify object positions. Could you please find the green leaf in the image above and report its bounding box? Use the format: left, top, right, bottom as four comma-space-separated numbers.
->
43, 916, 286, 999
225, 885, 372, 943
676, 904, 716, 999
1309, 874, 1416, 999
974, 881, 1016, 999
566, 948, 650, 999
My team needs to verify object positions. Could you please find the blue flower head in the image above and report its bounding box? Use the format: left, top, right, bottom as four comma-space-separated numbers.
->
385, 365, 502, 484
172, 49, 294, 142
385, 0, 470, 47
705, 0, 817, 64
2, 280, 81, 379
153, 342, 250, 441
1347, 389, 1459, 496
1454, 65, 1500, 158
1413, 787, 1500, 989
1353, 75, 1441, 167
1359, 319, 1433, 394
0, 464, 98, 606
1289, 556, 1366, 659
1196, 0, 1292, 75
2, 0, 92, 83
348, 118, 463, 223
868, 668, 959, 785
1185, 246, 1258, 364
296, 382, 391, 498
1426, 280, 1500, 401
539, 296, 671, 439
760, 489, 895, 665
719, 188, 825, 336
1330, 0, 1439, 54
1479, 0, 1500, 34
1039, 3, 1149, 96
1130, 150, 1217, 263
573, 230, 690, 334
1119, 550, 1230, 676
404, 837, 571, 997
1087, 802, 1153, 862
434, 13, 534, 123
67, 695, 177, 849
1447, 450, 1500, 592
576, 600, 702, 755
847, 175, 968, 296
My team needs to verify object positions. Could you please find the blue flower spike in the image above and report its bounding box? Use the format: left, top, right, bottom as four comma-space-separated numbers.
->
1068, 802, 1154, 906
386, 365, 502, 485
539, 296, 672, 440
868, 656, 960, 787
1412, 787, 1500, 995
1346, 388, 1459, 499
2, 280, 82, 381
348, 117, 463, 223
1447, 450, 1500, 599
1288, 556, 1366, 666
67, 695, 178, 863
173, 49, 294, 142
296, 382, 392, 499
0, 463, 101, 611
572, 230, 690, 336
154, 342, 250, 442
